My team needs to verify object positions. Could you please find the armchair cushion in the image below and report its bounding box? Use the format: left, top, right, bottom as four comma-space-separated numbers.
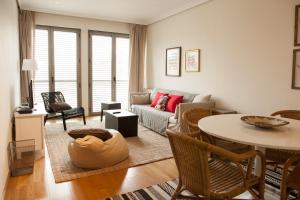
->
50, 102, 72, 112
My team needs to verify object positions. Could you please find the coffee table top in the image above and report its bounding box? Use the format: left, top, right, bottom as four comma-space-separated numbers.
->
105, 109, 138, 118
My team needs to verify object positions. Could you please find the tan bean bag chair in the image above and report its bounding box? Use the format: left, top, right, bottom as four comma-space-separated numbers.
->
68, 129, 129, 169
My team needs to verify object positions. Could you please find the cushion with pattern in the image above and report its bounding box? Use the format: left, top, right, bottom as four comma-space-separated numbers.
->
154, 95, 169, 111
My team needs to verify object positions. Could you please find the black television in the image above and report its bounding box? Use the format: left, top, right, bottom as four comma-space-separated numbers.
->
28, 80, 34, 109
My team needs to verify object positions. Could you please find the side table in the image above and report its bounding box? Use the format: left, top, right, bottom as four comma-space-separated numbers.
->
14, 104, 46, 152
212, 108, 237, 115
100, 102, 121, 122
105, 109, 138, 137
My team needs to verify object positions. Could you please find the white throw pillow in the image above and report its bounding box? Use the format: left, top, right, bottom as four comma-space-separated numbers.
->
192, 94, 211, 103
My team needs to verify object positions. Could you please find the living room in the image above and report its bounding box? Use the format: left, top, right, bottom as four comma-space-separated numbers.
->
1, 0, 300, 199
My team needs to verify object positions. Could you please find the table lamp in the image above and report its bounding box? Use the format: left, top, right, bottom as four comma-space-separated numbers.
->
22, 59, 38, 109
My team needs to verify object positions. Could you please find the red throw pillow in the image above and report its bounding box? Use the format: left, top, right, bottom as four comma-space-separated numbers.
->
151, 92, 168, 107
166, 95, 183, 113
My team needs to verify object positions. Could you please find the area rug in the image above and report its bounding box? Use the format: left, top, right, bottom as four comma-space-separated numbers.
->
44, 120, 173, 183
107, 166, 298, 200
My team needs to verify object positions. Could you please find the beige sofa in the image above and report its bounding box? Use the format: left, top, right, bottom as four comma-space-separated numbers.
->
130, 88, 215, 135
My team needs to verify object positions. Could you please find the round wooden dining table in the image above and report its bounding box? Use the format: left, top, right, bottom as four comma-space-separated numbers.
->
198, 114, 300, 176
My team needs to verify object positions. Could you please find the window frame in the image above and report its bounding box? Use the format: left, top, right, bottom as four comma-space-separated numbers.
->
88, 30, 129, 115
35, 25, 82, 107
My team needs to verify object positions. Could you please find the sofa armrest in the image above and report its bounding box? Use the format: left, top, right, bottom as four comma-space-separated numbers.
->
175, 101, 215, 120
130, 92, 151, 105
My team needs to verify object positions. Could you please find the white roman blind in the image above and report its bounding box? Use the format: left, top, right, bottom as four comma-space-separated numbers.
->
89, 31, 130, 115
34, 26, 81, 109
91, 35, 112, 113
54, 30, 79, 108
34, 29, 49, 104
116, 37, 129, 109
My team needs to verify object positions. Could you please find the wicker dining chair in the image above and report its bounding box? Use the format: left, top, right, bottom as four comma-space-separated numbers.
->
167, 129, 265, 200
180, 107, 214, 143
182, 108, 253, 154
265, 110, 300, 200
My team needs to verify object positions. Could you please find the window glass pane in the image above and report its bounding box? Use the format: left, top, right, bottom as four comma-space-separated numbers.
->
53, 30, 78, 107
116, 37, 129, 109
91, 35, 112, 112
34, 29, 49, 104
55, 82, 78, 107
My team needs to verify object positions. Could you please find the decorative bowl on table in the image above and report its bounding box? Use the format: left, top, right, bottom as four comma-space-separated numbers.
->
241, 115, 289, 128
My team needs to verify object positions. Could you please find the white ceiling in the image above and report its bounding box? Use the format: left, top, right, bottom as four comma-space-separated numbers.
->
18, 0, 209, 25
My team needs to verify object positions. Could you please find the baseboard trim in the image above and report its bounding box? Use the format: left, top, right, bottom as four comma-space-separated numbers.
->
1, 171, 10, 200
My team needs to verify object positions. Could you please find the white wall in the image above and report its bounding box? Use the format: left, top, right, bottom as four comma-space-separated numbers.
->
0, 0, 20, 197
147, 0, 300, 115
35, 13, 130, 115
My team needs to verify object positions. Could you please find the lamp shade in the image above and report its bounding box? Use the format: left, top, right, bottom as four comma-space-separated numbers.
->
22, 59, 38, 71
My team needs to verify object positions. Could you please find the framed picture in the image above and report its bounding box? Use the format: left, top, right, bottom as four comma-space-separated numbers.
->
295, 5, 300, 46
292, 49, 300, 89
166, 47, 181, 76
185, 49, 200, 72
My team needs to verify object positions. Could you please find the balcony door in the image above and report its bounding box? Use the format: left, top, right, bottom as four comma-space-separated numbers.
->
34, 26, 81, 108
88, 31, 129, 114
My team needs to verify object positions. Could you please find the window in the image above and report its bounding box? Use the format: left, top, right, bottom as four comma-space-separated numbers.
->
34, 26, 81, 108
116, 37, 130, 111
89, 31, 129, 114
34, 29, 49, 104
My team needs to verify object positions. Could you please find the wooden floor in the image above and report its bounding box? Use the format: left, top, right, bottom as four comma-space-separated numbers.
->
4, 117, 178, 200
4, 117, 254, 200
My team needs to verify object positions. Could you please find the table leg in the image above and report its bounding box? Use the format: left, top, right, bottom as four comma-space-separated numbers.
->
255, 146, 266, 177
100, 109, 103, 122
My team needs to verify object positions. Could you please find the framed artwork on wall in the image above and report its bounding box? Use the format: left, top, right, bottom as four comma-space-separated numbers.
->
166, 47, 181, 76
185, 49, 200, 72
292, 49, 300, 89
295, 5, 300, 46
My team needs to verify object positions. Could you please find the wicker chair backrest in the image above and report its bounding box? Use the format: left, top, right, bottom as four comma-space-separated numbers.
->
41, 91, 66, 113
182, 108, 212, 131
271, 110, 300, 120
167, 130, 210, 196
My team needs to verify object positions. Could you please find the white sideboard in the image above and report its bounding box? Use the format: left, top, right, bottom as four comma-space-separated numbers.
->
14, 105, 46, 151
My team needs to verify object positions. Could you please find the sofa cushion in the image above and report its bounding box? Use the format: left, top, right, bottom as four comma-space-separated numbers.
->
169, 91, 196, 103
166, 95, 183, 113
150, 88, 167, 102
193, 94, 212, 103
154, 95, 169, 111
151, 92, 168, 107
131, 93, 150, 105
150, 88, 196, 103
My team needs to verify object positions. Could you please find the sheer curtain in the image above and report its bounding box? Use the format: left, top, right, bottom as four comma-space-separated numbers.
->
128, 24, 147, 93
19, 10, 35, 103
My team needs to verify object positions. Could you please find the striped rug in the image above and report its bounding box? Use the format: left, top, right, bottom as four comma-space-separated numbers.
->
107, 166, 298, 200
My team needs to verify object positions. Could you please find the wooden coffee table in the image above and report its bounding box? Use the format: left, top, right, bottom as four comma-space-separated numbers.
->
104, 109, 138, 137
